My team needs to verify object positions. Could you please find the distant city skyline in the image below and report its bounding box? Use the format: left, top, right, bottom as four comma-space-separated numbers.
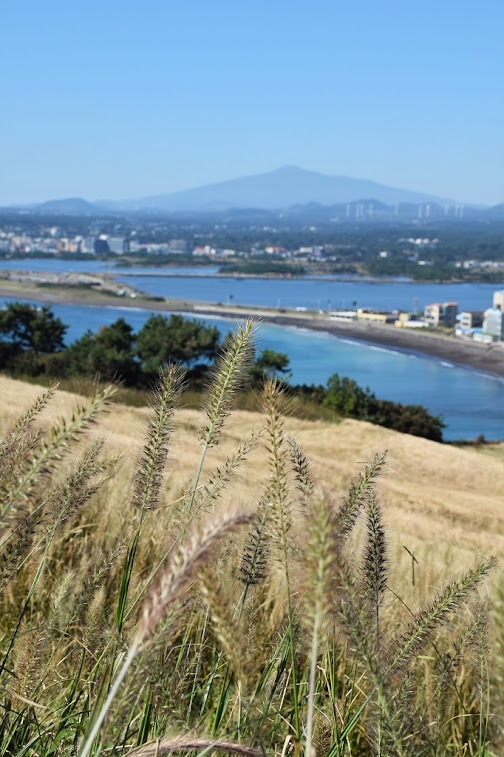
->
1, 0, 503, 206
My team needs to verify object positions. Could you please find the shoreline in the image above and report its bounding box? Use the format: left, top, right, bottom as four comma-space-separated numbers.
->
1, 283, 503, 379
3, 261, 504, 286
104, 266, 504, 286
188, 304, 504, 379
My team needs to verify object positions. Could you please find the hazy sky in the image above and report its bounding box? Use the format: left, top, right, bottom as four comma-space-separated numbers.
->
2, 0, 503, 205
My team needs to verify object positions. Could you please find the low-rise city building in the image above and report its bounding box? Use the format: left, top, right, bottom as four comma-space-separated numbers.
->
107, 236, 129, 254
473, 331, 495, 345
357, 308, 395, 324
458, 311, 484, 331
482, 306, 504, 341
493, 290, 504, 310
265, 246, 286, 255
169, 239, 188, 252
329, 310, 358, 321
395, 312, 429, 328
424, 302, 458, 327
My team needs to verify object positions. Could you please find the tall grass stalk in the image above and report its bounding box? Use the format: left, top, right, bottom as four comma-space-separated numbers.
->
262, 379, 301, 744
188, 320, 255, 517
79, 511, 254, 757
304, 494, 335, 757
0, 383, 116, 524
123, 322, 256, 625
117, 365, 183, 633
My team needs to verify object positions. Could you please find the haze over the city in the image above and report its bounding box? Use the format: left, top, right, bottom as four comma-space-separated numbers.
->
2, 0, 503, 207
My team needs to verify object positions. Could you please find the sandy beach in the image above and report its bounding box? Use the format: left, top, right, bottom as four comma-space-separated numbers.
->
189, 303, 504, 377
1, 282, 503, 378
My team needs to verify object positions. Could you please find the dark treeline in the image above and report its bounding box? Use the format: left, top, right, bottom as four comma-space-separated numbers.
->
0, 302, 445, 441
219, 261, 307, 275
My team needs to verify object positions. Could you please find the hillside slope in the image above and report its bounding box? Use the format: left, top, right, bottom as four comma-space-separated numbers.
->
0, 375, 502, 577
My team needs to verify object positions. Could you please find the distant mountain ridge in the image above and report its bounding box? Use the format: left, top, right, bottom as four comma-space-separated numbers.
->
35, 198, 104, 215
98, 166, 456, 212
5, 167, 503, 218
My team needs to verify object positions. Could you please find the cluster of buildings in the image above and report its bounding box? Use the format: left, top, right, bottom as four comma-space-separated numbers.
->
0, 228, 131, 255
0, 229, 242, 258
0, 223, 338, 260
447, 290, 504, 343
329, 290, 504, 342
2, 222, 504, 273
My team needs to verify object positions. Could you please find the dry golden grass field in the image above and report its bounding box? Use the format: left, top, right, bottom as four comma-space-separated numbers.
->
1, 367, 503, 756
1, 373, 502, 586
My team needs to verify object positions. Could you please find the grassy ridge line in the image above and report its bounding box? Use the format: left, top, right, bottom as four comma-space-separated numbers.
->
0, 374, 502, 574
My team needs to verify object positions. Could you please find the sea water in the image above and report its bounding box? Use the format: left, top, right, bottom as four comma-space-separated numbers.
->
1, 294, 503, 440
0, 258, 501, 312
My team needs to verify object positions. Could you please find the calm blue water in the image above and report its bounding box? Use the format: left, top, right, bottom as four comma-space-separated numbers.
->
117, 274, 502, 313
1, 293, 503, 440
1, 257, 502, 311
0, 258, 221, 276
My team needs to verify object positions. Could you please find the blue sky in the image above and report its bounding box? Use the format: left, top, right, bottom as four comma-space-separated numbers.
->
1, 0, 503, 205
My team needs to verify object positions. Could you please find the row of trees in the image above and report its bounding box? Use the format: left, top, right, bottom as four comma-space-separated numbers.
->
322, 373, 445, 441
0, 302, 444, 440
0, 303, 291, 387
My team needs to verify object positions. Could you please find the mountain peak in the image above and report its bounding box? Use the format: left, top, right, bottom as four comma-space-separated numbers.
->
35, 197, 105, 215
274, 165, 330, 178
115, 166, 454, 212
275, 164, 307, 173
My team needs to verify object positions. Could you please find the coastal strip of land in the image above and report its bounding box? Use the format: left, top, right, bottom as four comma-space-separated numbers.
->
189, 303, 504, 378
0, 276, 503, 379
